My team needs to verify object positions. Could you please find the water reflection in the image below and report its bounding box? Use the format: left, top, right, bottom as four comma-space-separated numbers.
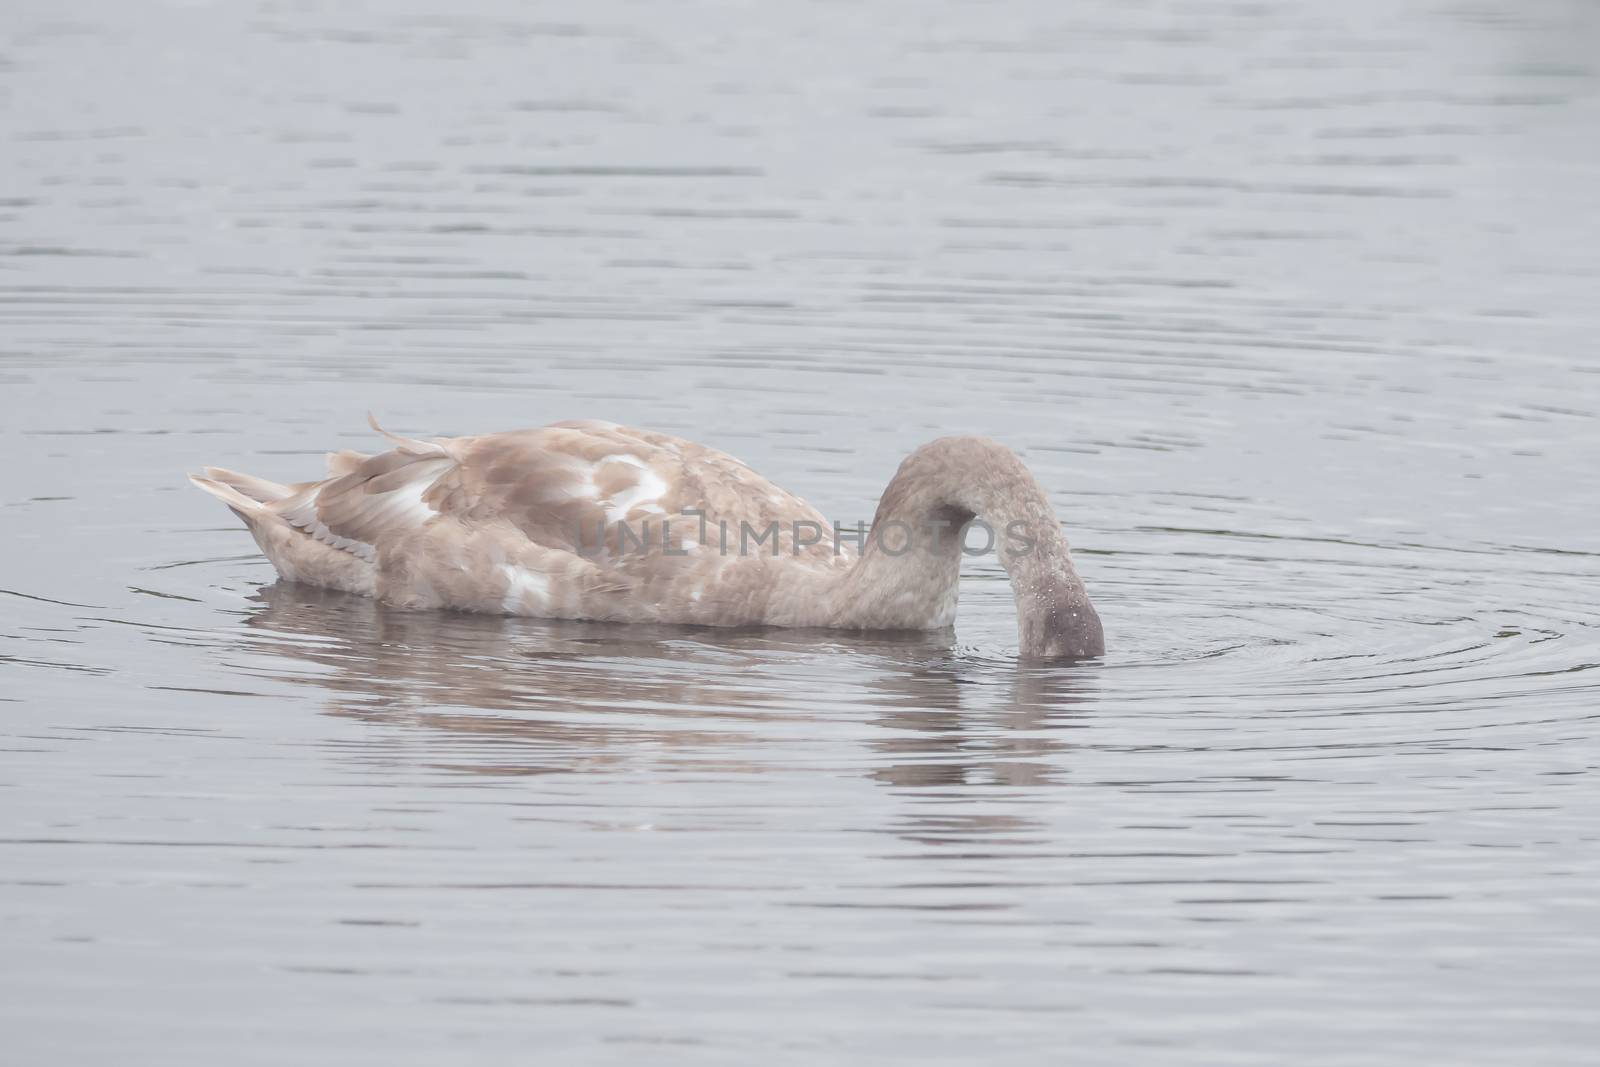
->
235, 581, 1097, 801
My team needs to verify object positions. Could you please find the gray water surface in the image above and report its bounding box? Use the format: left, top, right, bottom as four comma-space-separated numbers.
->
4, 0, 1600, 1063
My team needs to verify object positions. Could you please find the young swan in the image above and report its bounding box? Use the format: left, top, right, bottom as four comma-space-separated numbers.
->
190, 419, 1104, 660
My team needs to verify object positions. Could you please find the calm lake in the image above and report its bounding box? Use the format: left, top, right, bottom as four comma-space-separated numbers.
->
3, 0, 1599, 1063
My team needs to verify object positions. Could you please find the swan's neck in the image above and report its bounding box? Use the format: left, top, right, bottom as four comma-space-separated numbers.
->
828, 436, 1103, 659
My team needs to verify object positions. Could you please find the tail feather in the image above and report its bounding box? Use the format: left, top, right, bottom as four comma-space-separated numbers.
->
201, 466, 293, 504
187, 472, 376, 596
188, 473, 269, 517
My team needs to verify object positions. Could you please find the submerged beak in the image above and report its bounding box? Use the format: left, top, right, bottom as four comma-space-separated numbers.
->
1019, 590, 1104, 661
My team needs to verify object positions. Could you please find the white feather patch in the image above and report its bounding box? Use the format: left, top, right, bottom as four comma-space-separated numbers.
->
598, 454, 669, 522
499, 564, 552, 614
384, 477, 438, 525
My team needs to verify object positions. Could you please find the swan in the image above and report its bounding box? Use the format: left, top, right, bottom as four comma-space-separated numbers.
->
189, 418, 1104, 660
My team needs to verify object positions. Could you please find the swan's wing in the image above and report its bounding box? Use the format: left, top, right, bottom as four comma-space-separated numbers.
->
436, 422, 841, 563
268, 419, 841, 573
271, 427, 457, 563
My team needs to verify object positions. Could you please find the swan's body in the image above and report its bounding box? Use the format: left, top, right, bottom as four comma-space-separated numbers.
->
189, 419, 1103, 659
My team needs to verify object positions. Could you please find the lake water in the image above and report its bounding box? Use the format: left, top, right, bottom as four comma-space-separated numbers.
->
3, 0, 1599, 1062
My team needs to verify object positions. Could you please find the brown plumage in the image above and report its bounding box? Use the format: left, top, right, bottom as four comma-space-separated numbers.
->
189, 418, 1104, 659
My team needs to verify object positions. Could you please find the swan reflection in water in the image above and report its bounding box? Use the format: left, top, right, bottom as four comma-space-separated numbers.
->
231, 582, 1099, 839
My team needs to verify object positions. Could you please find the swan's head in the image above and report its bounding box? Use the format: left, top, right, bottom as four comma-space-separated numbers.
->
1018, 580, 1104, 662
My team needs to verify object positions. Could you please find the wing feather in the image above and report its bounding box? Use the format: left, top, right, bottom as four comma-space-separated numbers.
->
275, 450, 455, 562
262, 419, 839, 571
